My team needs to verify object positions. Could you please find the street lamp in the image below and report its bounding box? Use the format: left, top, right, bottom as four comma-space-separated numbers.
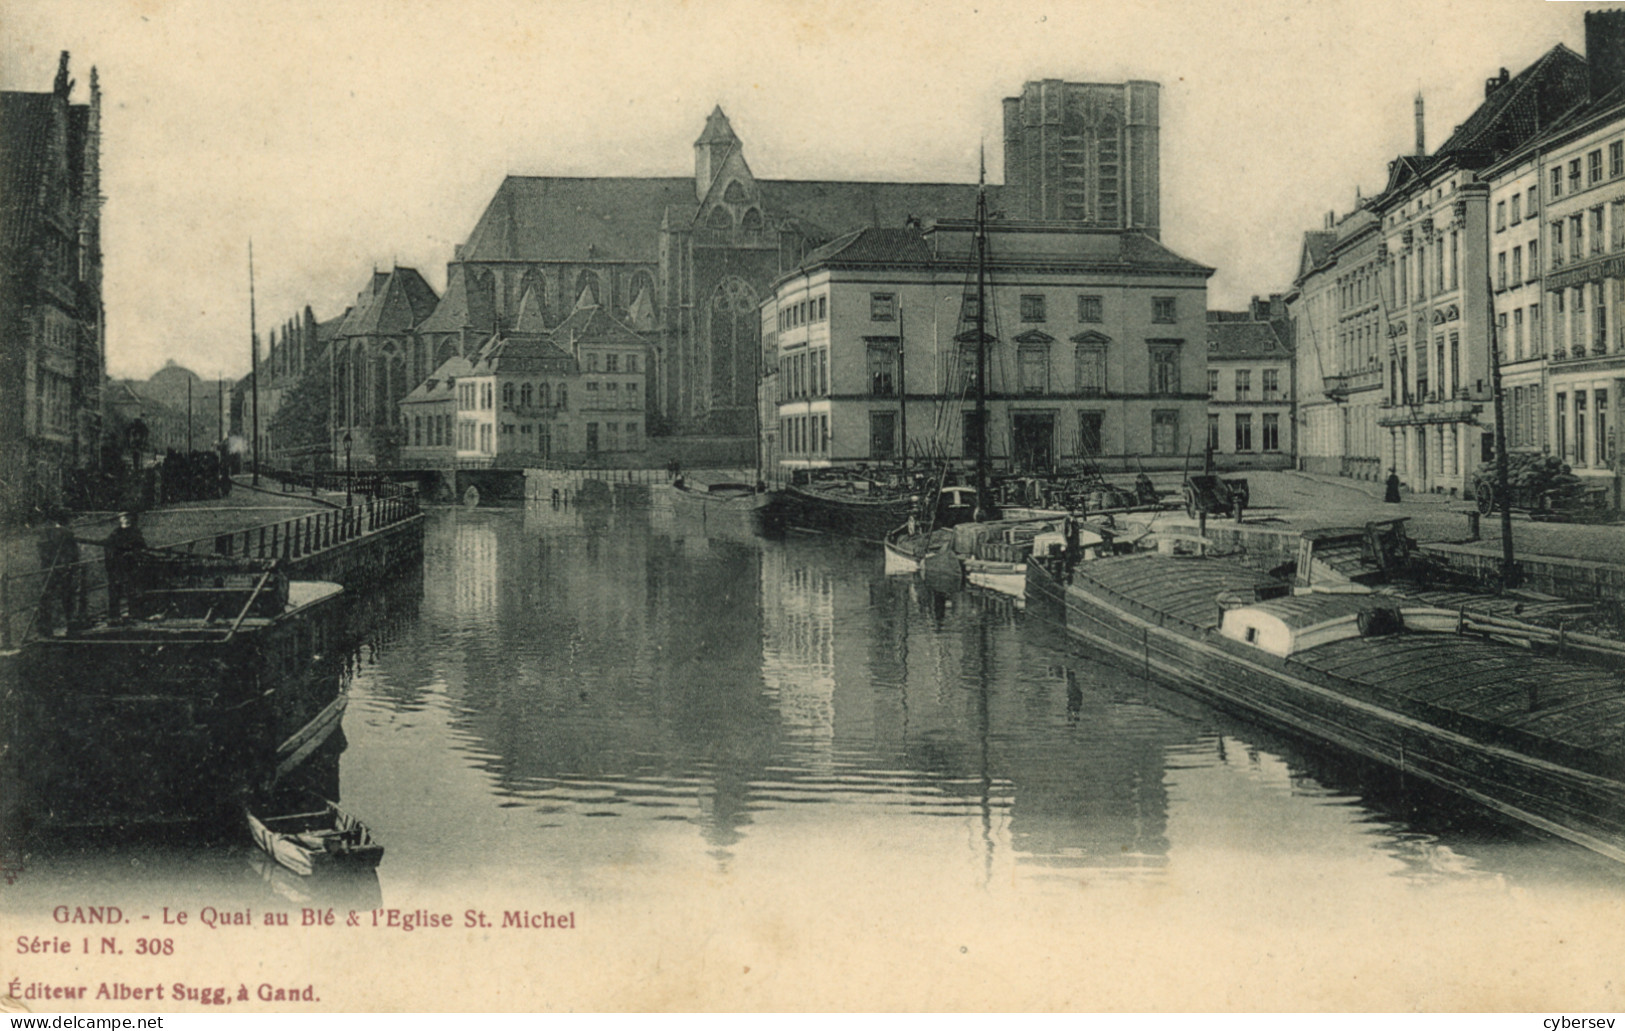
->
343, 430, 353, 507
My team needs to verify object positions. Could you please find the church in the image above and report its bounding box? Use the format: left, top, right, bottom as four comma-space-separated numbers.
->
438, 77, 1162, 441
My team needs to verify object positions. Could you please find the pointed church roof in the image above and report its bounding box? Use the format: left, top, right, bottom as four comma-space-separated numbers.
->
418, 264, 495, 335
337, 266, 440, 337
549, 305, 651, 351
695, 105, 738, 146
514, 282, 549, 333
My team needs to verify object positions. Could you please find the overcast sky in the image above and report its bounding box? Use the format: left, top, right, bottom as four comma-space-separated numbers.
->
1, 0, 1603, 380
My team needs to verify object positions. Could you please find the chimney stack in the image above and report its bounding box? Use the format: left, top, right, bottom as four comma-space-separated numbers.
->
1414, 93, 1426, 157
1587, 10, 1625, 100
1485, 68, 1510, 99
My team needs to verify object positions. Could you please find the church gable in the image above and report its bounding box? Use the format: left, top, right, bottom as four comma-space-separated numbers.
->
694, 145, 764, 237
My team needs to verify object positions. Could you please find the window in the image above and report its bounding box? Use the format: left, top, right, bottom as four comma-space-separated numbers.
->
867, 342, 897, 397
1018, 347, 1048, 394
817, 296, 827, 321
1572, 213, 1585, 260
1594, 207, 1607, 254
1590, 149, 1604, 185
1596, 281, 1609, 353
1151, 410, 1180, 457
606, 354, 618, 372
1207, 369, 1219, 396
1513, 308, 1524, 359
1078, 412, 1103, 456
1262, 413, 1280, 452
1262, 368, 1280, 399
1570, 158, 1582, 192
1078, 295, 1103, 323
1553, 221, 1565, 267
1530, 304, 1540, 353
480, 423, 492, 454
870, 292, 896, 321
962, 293, 981, 321
1597, 389, 1611, 464
627, 355, 638, 373
1496, 200, 1507, 231
1613, 142, 1624, 179
501, 382, 514, 407
1552, 166, 1564, 198
1020, 294, 1047, 322
1529, 184, 1539, 214
1149, 343, 1181, 394
1075, 345, 1106, 396
1529, 240, 1540, 279
1511, 246, 1522, 285
1152, 297, 1177, 323
1614, 202, 1625, 251
1511, 193, 1521, 225
1576, 391, 1589, 465
1497, 251, 1507, 290
1234, 368, 1252, 399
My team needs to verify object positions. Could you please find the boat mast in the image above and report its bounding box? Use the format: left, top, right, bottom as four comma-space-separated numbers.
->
1485, 274, 1517, 587
973, 146, 989, 513
249, 240, 260, 487
898, 301, 908, 474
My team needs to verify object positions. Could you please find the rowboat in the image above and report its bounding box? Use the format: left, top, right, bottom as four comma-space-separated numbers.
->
247, 800, 384, 877
1027, 550, 1625, 863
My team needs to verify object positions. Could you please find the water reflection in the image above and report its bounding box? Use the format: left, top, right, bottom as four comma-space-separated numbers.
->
6, 503, 1618, 928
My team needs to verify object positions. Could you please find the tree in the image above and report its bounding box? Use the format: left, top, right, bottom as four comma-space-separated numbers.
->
266, 364, 332, 456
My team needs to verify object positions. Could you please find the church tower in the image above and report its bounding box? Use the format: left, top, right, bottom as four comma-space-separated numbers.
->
1002, 79, 1161, 237
694, 106, 739, 200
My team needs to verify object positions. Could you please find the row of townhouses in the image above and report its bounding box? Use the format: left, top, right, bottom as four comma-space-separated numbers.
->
1293, 10, 1625, 507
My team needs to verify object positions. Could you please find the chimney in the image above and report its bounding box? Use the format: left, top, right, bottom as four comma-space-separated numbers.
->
1485, 68, 1510, 99
1587, 10, 1625, 100
1414, 93, 1426, 157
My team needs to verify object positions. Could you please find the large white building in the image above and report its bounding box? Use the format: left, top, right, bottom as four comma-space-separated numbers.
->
760, 219, 1212, 478
1485, 10, 1625, 508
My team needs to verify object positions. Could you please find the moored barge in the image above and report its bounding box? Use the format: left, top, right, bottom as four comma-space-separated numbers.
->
1027, 551, 1625, 862
14, 560, 349, 828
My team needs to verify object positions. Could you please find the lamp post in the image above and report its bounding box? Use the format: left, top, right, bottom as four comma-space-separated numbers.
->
343, 430, 353, 507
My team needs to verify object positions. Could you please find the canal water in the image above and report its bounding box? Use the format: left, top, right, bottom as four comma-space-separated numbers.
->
6, 501, 1625, 1010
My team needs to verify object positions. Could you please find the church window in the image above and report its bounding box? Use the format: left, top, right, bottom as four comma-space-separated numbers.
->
707, 207, 732, 231
724, 181, 748, 204
741, 208, 763, 233
521, 383, 532, 407
574, 269, 601, 307
502, 382, 514, 407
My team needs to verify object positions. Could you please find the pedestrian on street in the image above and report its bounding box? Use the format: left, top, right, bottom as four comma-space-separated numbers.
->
34, 507, 81, 635
102, 510, 148, 621
1384, 468, 1402, 504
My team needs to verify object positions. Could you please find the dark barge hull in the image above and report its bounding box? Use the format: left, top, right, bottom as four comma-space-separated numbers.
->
1026, 558, 1625, 863
780, 486, 914, 544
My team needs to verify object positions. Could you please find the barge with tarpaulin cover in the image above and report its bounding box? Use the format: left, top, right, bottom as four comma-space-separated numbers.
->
1026, 547, 1625, 863
11, 557, 350, 828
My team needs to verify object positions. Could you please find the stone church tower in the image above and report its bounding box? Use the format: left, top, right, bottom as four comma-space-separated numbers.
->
1002, 79, 1161, 236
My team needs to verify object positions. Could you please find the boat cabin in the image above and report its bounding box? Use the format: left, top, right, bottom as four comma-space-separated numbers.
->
1219, 594, 1460, 658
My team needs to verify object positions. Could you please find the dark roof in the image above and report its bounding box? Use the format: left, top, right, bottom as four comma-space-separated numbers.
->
1206, 320, 1290, 359
469, 332, 575, 375
402, 354, 473, 404
458, 174, 993, 264
1432, 46, 1588, 165
1, 91, 56, 252
549, 305, 651, 350
799, 227, 932, 268
417, 264, 495, 335
336, 267, 439, 337
1379, 44, 1589, 203
1303, 230, 1337, 269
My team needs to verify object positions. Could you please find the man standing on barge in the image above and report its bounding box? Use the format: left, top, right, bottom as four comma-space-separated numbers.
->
102, 511, 148, 621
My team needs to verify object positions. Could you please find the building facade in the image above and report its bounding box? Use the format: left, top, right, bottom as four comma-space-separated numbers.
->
1485, 11, 1625, 507
1371, 46, 1590, 495
762, 220, 1212, 478
328, 267, 440, 468
0, 52, 103, 519
1290, 207, 1385, 481
1205, 300, 1294, 470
